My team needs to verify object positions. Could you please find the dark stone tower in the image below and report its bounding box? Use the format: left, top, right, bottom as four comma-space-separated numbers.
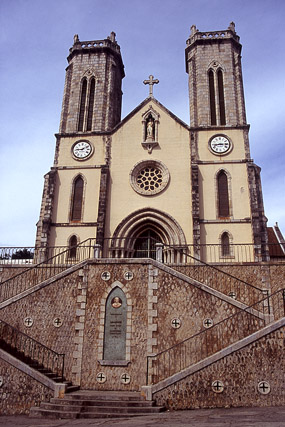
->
59, 32, 125, 133
35, 33, 124, 258
185, 23, 268, 260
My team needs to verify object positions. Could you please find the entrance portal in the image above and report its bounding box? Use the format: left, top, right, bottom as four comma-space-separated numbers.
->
134, 229, 161, 259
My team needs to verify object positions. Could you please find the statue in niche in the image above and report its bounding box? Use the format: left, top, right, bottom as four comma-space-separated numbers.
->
146, 117, 154, 141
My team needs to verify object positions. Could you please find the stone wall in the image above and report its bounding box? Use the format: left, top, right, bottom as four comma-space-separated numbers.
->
0, 357, 53, 415
153, 325, 284, 409
0, 265, 31, 283
0, 267, 84, 382
0, 259, 283, 400
174, 263, 285, 318
80, 262, 149, 391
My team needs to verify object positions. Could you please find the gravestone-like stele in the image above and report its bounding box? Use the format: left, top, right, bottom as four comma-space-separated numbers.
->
103, 287, 127, 360
143, 75, 159, 97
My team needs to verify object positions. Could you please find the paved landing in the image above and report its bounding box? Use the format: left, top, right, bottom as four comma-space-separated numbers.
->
0, 406, 285, 426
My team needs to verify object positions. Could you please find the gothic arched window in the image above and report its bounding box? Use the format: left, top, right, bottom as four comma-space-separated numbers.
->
218, 69, 226, 125
78, 78, 87, 131
86, 77, 95, 131
208, 70, 216, 125
71, 176, 84, 221
68, 235, 78, 258
217, 170, 230, 217
221, 232, 230, 256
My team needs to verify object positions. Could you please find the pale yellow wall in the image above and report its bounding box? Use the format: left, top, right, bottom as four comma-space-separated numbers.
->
197, 129, 254, 246
55, 135, 105, 167
52, 169, 101, 223
49, 226, 97, 248
196, 129, 248, 161
50, 102, 255, 249
198, 163, 251, 220
49, 135, 105, 247
200, 223, 253, 245
107, 101, 193, 243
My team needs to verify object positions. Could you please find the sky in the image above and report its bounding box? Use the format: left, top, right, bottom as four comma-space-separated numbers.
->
0, 0, 284, 246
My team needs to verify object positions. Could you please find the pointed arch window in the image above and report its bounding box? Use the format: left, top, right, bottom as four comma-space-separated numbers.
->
218, 69, 226, 125
78, 78, 87, 131
71, 176, 84, 221
208, 70, 216, 125
217, 170, 230, 217
221, 232, 230, 257
86, 78, 95, 131
68, 235, 78, 258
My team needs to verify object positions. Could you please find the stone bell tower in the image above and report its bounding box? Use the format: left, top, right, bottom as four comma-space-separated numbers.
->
60, 32, 125, 133
35, 33, 125, 257
185, 23, 268, 260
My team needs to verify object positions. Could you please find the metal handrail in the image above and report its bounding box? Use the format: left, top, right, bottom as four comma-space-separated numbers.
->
0, 319, 65, 380
0, 243, 284, 265
0, 238, 96, 303
146, 288, 284, 385
160, 242, 266, 306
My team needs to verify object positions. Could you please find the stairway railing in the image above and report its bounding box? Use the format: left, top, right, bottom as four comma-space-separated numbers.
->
0, 319, 65, 380
146, 288, 284, 385
0, 238, 96, 303
160, 243, 266, 306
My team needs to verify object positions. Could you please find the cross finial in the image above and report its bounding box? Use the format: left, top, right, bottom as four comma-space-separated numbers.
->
143, 75, 159, 97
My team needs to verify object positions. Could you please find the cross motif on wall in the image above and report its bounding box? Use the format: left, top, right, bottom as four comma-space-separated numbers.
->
121, 373, 131, 384
101, 271, 111, 281
24, 317, 33, 327
203, 318, 213, 328
96, 372, 106, 383
53, 317, 63, 327
143, 75, 159, 97
171, 318, 181, 329
228, 291, 236, 299
212, 380, 224, 393
124, 271, 133, 281
258, 381, 270, 394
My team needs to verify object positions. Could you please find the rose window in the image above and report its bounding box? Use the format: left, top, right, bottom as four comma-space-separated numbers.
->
130, 160, 170, 195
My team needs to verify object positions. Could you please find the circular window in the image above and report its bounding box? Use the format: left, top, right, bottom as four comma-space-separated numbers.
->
130, 160, 170, 196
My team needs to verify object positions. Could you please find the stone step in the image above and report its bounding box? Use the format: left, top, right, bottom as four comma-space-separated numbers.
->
39, 402, 162, 413
64, 390, 144, 401
30, 407, 163, 419
50, 398, 155, 407
65, 385, 80, 393
29, 390, 165, 419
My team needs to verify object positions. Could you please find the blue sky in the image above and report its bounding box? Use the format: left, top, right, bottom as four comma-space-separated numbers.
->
0, 0, 284, 246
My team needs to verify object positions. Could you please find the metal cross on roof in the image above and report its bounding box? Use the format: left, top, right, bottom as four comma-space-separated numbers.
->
143, 75, 159, 97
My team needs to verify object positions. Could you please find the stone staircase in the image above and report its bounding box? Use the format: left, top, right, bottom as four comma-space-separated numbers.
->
30, 390, 165, 419
0, 334, 79, 394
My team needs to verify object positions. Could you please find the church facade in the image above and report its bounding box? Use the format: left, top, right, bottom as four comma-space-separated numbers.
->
35, 23, 268, 263
0, 24, 284, 416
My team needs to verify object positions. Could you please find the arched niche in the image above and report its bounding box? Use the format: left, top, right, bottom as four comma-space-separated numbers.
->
103, 287, 127, 361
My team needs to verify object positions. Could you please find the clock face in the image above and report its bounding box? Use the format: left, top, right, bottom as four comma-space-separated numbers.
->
72, 141, 92, 159
209, 135, 231, 154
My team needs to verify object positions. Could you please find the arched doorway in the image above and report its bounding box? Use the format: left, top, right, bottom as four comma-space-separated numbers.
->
109, 208, 187, 263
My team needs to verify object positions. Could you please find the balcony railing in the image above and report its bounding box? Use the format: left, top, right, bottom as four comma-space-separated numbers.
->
102, 239, 283, 264
0, 242, 283, 266
0, 238, 96, 303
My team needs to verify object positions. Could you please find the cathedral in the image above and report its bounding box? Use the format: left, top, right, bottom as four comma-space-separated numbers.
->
35, 22, 269, 263
0, 23, 284, 417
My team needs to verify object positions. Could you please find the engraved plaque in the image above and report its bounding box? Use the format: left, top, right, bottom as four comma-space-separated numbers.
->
103, 287, 127, 360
